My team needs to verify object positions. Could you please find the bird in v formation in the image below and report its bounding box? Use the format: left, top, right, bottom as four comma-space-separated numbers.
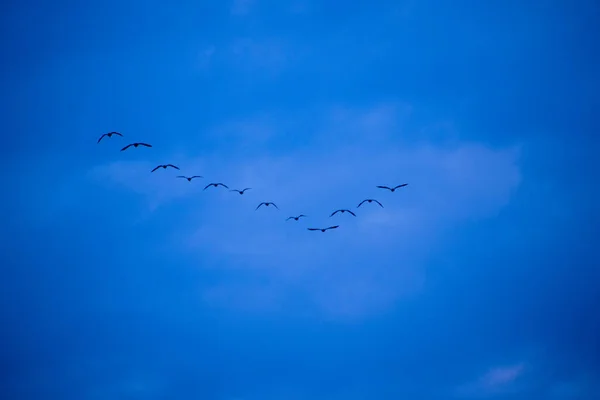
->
256, 202, 279, 210
204, 183, 229, 190
97, 131, 123, 143
230, 188, 252, 195
357, 199, 383, 208
177, 175, 203, 181
377, 183, 408, 192
97, 132, 408, 232
330, 209, 356, 217
152, 164, 180, 172
287, 214, 307, 221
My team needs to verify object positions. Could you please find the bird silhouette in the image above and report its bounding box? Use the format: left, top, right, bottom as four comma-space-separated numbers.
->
204, 183, 229, 190
308, 225, 339, 232
177, 175, 203, 181
230, 188, 252, 195
357, 199, 384, 208
286, 214, 307, 221
97, 131, 123, 143
376, 184, 408, 192
330, 209, 356, 217
151, 164, 180, 172
121, 142, 152, 151
256, 202, 279, 210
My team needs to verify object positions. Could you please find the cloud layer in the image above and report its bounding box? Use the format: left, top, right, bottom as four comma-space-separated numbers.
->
89, 103, 522, 320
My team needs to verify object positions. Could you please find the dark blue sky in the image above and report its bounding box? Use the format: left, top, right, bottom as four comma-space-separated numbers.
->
1, 0, 599, 398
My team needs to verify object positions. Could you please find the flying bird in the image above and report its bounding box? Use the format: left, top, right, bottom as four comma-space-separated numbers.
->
151, 164, 180, 172
97, 131, 123, 143
308, 225, 339, 232
376, 184, 408, 192
121, 142, 152, 151
357, 199, 384, 208
230, 188, 252, 195
204, 183, 229, 190
177, 175, 203, 181
256, 202, 279, 210
286, 214, 307, 221
330, 209, 356, 217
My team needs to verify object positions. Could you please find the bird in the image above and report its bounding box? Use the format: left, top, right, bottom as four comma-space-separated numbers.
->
121, 142, 152, 151
376, 184, 408, 192
151, 164, 180, 172
177, 175, 203, 181
330, 209, 356, 217
204, 183, 229, 190
97, 131, 123, 143
357, 199, 384, 208
230, 188, 252, 195
308, 225, 339, 232
256, 202, 279, 210
286, 214, 307, 221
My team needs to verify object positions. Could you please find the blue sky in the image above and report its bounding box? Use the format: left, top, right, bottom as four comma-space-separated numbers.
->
1, 0, 599, 398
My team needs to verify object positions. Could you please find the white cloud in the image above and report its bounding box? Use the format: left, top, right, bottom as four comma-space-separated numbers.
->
198, 45, 216, 69
227, 37, 292, 74
455, 363, 526, 398
89, 102, 522, 320
231, 0, 255, 16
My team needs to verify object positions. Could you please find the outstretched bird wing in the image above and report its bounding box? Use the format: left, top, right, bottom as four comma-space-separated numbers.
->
357, 200, 367, 208
330, 210, 340, 217
373, 199, 384, 207
393, 183, 408, 190
191, 175, 203, 179
97, 134, 107, 143
347, 210, 357, 217
298, 214, 307, 218
176, 176, 187, 179
286, 217, 294, 221
325, 225, 340, 230
256, 202, 266, 210
151, 165, 162, 172
217, 183, 229, 189
271, 203, 279, 209
138, 143, 152, 148
120, 144, 133, 151
111, 132, 123, 137
376, 185, 392, 190
307, 228, 320, 231
203, 184, 214, 190
242, 188, 252, 192
166, 164, 180, 169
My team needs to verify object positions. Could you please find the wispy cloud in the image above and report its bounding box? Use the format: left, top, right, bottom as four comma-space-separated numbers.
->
228, 37, 290, 74
230, 0, 255, 16
455, 363, 526, 398
197, 45, 216, 69
89, 102, 521, 320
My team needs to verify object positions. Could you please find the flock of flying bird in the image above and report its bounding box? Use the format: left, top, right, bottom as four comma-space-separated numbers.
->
98, 131, 409, 232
